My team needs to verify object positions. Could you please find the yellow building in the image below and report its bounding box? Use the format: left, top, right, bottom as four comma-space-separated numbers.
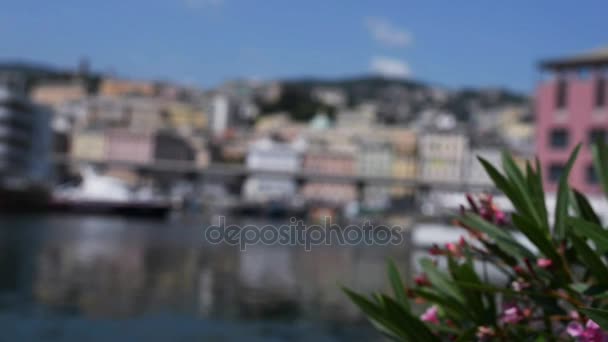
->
32, 82, 87, 108
71, 131, 105, 161
166, 102, 207, 133
392, 157, 417, 179
99, 78, 156, 97
391, 157, 417, 198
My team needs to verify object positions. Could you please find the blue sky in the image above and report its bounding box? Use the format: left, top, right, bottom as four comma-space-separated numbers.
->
1, 0, 606, 92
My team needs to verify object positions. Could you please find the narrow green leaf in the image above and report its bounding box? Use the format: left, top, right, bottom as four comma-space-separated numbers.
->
571, 189, 601, 225
568, 217, 608, 253
591, 140, 608, 198
379, 294, 439, 342
481, 241, 518, 266
478, 157, 525, 209
450, 260, 487, 324
342, 287, 411, 340
454, 281, 555, 298
580, 307, 608, 331
420, 258, 463, 302
502, 151, 542, 226
570, 234, 608, 286
527, 160, 549, 231
461, 213, 534, 259
535, 157, 550, 230
554, 144, 581, 240
387, 259, 409, 311
413, 288, 472, 321
511, 213, 558, 261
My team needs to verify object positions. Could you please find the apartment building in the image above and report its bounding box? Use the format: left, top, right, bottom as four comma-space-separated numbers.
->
536, 48, 608, 193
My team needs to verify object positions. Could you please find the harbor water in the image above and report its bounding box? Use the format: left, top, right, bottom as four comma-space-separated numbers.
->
0, 213, 412, 341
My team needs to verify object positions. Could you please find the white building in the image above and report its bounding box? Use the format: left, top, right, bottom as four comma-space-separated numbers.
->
466, 148, 502, 186
418, 132, 469, 184
209, 94, 230, 137
356, 139, 393, 211
242, 137, 304, 202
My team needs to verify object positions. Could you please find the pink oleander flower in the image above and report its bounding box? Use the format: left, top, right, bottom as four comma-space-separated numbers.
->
568, 320, 608, 342
568, 322, 584, 338
414, 273, 430, 287
458, 236, 467, 247
463, 193, 508, 226
476, 326, 495, 341
512, 265, 526, 275
501, 304, 524, 324
494, 207, 507, 225
429, 244, 443, 256
537, 258, 553, 268
582, 320, 608, 342
420, 305, 439, 324
511, 278, 530, 292
445, 242, 462, 257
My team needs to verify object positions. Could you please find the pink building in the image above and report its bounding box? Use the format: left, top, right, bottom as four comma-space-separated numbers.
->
104, 129, 154, 164
302, 151, 355, 176
536, 48, 608, 193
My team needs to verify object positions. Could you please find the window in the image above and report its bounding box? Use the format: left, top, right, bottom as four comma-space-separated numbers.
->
556, 78, 568, 109
596, 78, 606, 108
550, 129, 569, 149
549, 164, 565, 183
589, 129, 607, 145
587, 165, 598, 184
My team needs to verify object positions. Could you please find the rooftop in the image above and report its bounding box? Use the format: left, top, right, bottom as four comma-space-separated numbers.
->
540, 47, 608, 70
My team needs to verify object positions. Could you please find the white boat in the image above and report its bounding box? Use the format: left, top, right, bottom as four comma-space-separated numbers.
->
50, 167, 172, 218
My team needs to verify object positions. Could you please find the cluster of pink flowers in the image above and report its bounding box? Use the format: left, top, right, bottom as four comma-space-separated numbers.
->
420, 305, 439, 324
411, 192, 608, 340
567, 320, 608, 342
462, 193, 507, 226
537, 258, 553, 269
501, 303, 527, 324
428, 237, 467, 258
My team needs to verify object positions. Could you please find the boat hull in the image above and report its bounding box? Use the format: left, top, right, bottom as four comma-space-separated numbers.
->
48, 199, 171, 218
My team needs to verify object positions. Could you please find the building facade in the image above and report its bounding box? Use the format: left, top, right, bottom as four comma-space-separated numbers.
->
418, 132, 468, 184
242, 137, 303, 202
0, 81, 53, 196
301, 149, 357, 205
536, 48, 608, 193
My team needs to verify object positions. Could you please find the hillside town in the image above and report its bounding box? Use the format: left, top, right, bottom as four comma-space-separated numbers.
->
0, 60, 536, 219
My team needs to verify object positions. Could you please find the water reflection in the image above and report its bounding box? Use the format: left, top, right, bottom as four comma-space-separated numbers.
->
0, 214, 411, 340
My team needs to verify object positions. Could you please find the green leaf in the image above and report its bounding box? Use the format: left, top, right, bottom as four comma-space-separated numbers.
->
527, 159, 549, 231
554, 144, 581, 240
461, 213, 534, 259
420, 258, 463, 302
342, 287, 411, 340
379, 294, 440, 342
570, 233, 608, 286
449, 259, 488, 324
502, 151, 543, 227
568, 217, 608, 253
580, 307, 608, 331
343, 288, 440, 341
478, 157, 525, 211
387, 259, 409, 311
571, 189, 601, 225
481, 241, 518, 266
413, 288, 471, 321
511, 213, 558, 261
454, 281, 557, 299
570, 283, 590, 294
592, 140, 608, 199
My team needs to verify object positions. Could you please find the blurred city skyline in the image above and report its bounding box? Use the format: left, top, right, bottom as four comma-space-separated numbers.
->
1, 0, 607, 91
